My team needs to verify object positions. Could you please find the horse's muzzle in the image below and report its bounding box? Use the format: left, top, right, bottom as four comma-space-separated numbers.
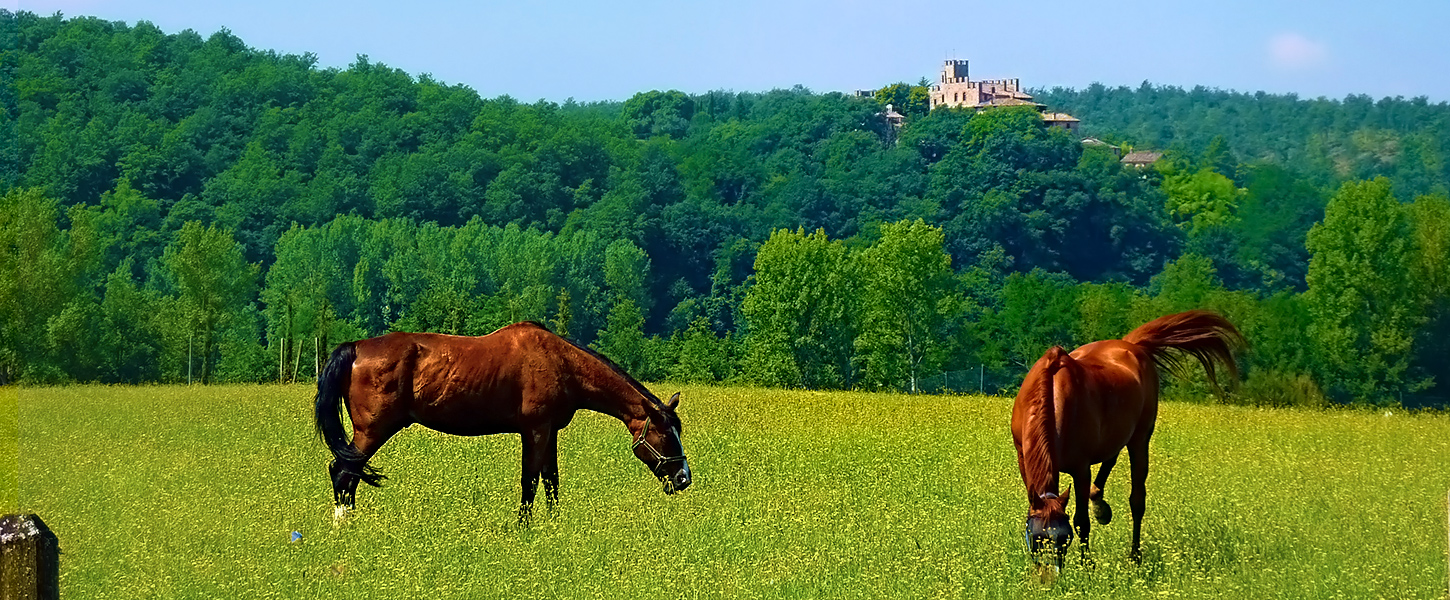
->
662, 461, 691, 494
1026, 519, 1072, 568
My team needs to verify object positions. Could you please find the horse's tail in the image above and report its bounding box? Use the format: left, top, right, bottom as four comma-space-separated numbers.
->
1123, 310, 1246, 395
313, 342, 384, 487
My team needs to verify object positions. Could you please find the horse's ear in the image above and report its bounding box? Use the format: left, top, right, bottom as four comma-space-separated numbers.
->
665, 392, 680, 410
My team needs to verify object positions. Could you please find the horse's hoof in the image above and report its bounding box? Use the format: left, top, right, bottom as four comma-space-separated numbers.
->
1091, 499, 1113, 525
332, 505, 352, 526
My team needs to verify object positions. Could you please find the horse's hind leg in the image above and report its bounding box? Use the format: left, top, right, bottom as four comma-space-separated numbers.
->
334, 423, 402, 512
329, 460, 356, 508
1091, 451, 1119, 525
1127, 436, 1151, 562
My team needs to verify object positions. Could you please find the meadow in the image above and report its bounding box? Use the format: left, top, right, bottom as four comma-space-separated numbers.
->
7, 384, 1448, 599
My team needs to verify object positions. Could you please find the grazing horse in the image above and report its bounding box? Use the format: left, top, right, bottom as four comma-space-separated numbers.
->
1011, 310, 1243, 567
314, 322, 692, 521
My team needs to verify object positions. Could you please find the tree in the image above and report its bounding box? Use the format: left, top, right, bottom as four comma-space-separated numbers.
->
1162, 167, 1242, 236
978, 269, 1079, 374
592, 299, 651, 378
162, 221, 259, 383
873, 83, 930, 118
854, 220, 960, 392
669, 316, 734, 383
0, 189, 72, 382
1075, 281, 1141, 344
1132, 253, 1223, 323
622, 90, 695, 139
604, 238, 652, 316
96, 258, 163, 382
1304, 178, 1426, 403
740, 228, 857, 388
1407, 194, 1450, 397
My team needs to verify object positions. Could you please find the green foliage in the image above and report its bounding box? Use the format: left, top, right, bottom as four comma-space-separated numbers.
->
1236, 369, 1329, 409
1075, 282, 1141, 343
740, 228, 856, 388
1304, 179, 1426, 403
1038, 82, 1450, 199
668, 317, 735, 384
592, 299, 653, 379
161, 221, 259, 383
872, 82, 929, 117
622, 90, 694, 139
1162, 167, 1242, 235
0, 188, 71, 381
853, 220, 960, 391
2, 12, 1448, 405
978, 269, 1080, 373
604, 238, 652, 313
1229, 164, 1327, 290
1406, 194, 1450, 397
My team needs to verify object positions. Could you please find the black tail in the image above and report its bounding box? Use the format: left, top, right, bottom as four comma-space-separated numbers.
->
313, 342, 384, 487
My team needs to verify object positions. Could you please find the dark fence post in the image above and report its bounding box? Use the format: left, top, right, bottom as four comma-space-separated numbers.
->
0, 514, 58, 600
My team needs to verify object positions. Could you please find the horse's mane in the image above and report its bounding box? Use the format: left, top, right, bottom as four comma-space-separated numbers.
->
514, 321, 666, 408
1022, 347, 1068, 503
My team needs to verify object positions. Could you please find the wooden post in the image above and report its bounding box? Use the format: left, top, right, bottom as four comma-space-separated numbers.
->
0, 514, 58, 600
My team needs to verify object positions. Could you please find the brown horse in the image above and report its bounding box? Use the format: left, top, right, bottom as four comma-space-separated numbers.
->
1011, 310, 1244, 567
314, 322, 691, 522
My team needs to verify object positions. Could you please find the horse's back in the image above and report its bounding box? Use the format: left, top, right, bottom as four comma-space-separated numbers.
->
1057, 339, 1159, 467
349, 324, 579, 436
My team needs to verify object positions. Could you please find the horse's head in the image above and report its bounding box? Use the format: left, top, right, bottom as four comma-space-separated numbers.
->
1025, 492, 1073, 568
632, 392, 691, 494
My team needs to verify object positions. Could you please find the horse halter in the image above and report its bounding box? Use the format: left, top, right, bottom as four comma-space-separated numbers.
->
631, 416, 687, 473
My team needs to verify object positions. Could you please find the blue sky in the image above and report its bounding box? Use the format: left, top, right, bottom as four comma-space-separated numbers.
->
8, 0, 1449, 103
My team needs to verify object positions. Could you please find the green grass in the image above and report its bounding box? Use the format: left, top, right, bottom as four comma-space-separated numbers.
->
1, 386, 15, 514
14, 384, 1450, 598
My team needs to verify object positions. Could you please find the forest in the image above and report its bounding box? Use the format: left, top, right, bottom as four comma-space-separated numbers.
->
2, 11, 1448, 406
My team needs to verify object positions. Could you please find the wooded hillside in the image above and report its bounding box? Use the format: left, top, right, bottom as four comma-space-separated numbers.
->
3, 11, 1447, 406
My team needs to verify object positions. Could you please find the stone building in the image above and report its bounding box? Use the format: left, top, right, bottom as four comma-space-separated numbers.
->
928, 60, 1079, 133
1081, 137, 1122, 158
1120, 151, 1164, 168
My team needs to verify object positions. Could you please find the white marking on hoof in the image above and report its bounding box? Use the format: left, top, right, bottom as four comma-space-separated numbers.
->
333, 505, 351, 525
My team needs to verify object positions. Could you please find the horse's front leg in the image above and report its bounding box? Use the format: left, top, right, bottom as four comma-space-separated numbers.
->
1070, 468, 1094, 564
518, 427, 556, 525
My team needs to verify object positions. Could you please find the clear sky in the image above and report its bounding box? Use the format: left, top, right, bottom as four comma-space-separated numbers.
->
8, 0, 1449, 103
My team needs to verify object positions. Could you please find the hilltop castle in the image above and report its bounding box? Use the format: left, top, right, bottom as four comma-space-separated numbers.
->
928, 60, 1079, 132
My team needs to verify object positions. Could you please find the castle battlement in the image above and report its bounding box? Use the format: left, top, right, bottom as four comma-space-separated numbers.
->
927, 61, 1076, 132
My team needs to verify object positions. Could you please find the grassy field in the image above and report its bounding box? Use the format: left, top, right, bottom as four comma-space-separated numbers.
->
10, 384, 1449, 598
2, 386, 15, 513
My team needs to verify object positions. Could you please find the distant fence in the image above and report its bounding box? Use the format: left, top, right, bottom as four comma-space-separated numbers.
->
913, 365, 1015, 396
